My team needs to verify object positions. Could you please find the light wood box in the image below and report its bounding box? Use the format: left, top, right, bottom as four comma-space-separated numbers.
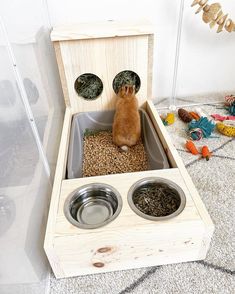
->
44, 20, 214, 279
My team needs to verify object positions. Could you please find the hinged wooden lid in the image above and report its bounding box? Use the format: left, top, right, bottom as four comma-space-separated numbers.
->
52, 20, 154, 113
51, 19, 154, 41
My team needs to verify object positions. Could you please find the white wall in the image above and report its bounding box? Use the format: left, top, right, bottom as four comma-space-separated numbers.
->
47, 0, 235, 102
178, 1, 235, 98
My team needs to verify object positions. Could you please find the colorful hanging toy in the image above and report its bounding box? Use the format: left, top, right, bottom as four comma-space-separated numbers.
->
188, 117, 215, 140
216, 122, 235, 137
161, 113, 175, 126
185, 140, 199, 155
201, 146, 212, 161
178, 108, 193, 123
224, 95, 235, 106
188, 128, 203, 141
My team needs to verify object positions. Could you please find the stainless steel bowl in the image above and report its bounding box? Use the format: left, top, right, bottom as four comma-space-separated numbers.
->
127, 177, 186, 221
64, 183, 122, 229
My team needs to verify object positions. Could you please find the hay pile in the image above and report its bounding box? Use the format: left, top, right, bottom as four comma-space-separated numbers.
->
132, 183, 181, 217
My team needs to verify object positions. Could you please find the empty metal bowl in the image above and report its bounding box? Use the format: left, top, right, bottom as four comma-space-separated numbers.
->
64, 183, 122, 229
127, 177, 186, 221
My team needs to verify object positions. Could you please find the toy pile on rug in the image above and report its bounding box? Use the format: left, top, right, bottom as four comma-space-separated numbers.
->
160, 94, 235, 161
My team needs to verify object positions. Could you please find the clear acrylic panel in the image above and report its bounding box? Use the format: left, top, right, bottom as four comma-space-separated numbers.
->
0, 24, 51, 293
1, 0, 65, 178
0, 0, 66, 292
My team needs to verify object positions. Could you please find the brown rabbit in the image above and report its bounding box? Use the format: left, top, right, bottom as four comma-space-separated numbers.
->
112, 84, 141, 151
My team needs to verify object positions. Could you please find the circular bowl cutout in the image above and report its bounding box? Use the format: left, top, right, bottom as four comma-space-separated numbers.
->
74, 73, 103, 100
64, 183, 122, 229
112, 70, 141, 94
128, 177, 186, 221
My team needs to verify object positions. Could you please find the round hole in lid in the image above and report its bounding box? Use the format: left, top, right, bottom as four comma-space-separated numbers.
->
112, 70, 141, 94
74, 73, 103, 100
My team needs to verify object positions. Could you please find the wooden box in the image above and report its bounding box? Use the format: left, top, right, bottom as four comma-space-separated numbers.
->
44, 20, 214, 279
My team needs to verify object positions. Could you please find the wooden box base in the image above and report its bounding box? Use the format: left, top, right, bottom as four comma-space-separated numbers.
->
44, 101, 214, 279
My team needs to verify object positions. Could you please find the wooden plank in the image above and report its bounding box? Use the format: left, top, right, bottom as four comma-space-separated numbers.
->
56, 169, 201, 236
146, 100, 214, 235
59, 35, 150, 113
53, 42, 70, 107
147, 34, 154, 99
53, 169, 205, 278
44, 108, 72, 277
54, 227, 204, 278
51, 20, 154, 41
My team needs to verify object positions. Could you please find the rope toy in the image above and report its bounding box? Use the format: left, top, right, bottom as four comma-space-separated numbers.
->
227, 102, 235, 115
161, 113, 175, 126
178, 108, 193, 123
216, 122, 235, 137
222, 95, 235, 115
188, 117, 215, 140
188, 128, 203, 141
225, 95, 235, 106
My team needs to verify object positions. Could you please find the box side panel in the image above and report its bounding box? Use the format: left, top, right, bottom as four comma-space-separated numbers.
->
52, 168, 208, 278
44, 108, 72, 277
146, 101, 214, 236
54, 223, 205, 278
53, 42, 70, 107
147, 34, 154, 99
57, 169, 201, 236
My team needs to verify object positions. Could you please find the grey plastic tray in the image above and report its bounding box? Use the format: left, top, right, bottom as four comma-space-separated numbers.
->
67, 109, 169, 179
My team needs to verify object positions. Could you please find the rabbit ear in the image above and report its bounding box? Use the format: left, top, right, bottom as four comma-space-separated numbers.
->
125, 85, 129, 95
132, 84, 136, 93
128, 85, 135, 96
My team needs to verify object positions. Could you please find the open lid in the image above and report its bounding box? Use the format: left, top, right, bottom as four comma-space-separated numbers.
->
51, 20, 155, 113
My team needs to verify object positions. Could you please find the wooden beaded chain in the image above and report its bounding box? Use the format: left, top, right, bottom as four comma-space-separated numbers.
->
191, 0, 235, 33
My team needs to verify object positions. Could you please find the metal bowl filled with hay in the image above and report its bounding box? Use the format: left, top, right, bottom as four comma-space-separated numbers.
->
128, 177, 186, 221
